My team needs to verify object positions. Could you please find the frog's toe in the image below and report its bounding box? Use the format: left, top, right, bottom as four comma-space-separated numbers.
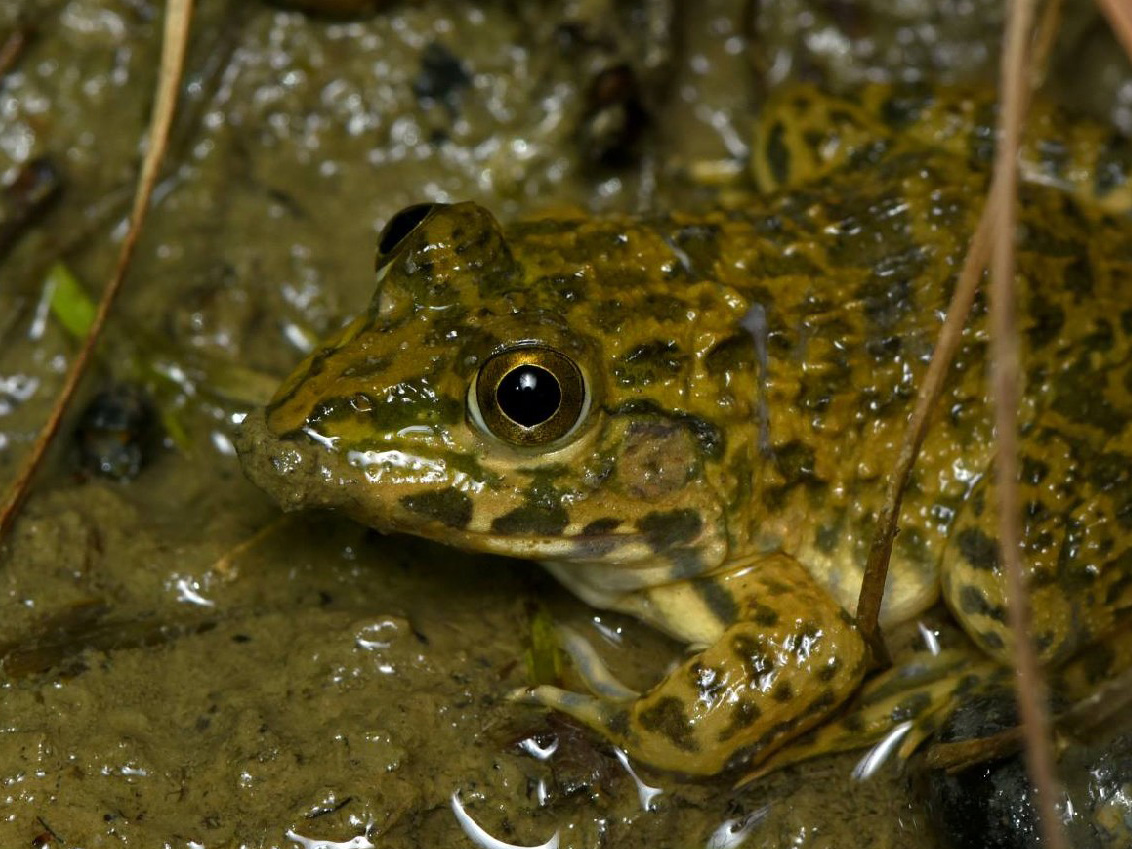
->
511, 685, 626, 739
508, 626, 640, 761
553, 624, 640, 702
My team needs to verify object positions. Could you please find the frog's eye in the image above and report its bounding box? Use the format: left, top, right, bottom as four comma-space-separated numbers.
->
376, 203, 440, 268
469, 347, 588, 447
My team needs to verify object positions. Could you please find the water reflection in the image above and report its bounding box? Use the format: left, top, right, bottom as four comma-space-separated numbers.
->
852, 720, 915, 780
612, 747, 663, 811
450, 790, 560, 849
518, 735, 559, 760
284, 828, 375, 849
917, 621, 941, 655
704, 806, 767, 849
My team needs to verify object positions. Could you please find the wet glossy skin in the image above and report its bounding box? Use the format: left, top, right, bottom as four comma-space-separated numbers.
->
237, 85, 1132, 775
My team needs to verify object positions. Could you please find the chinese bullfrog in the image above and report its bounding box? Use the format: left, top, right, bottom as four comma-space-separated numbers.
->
236, 85, 1132, 776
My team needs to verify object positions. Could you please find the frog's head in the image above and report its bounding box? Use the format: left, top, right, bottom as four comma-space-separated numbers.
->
238, 202, 745, 573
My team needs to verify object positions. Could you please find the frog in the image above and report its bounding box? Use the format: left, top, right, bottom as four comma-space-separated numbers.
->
235, 84, 1132, 777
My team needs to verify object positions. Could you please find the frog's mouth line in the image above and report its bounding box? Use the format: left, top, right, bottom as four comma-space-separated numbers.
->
237, 409, 718, 576
379, 514, 661, 569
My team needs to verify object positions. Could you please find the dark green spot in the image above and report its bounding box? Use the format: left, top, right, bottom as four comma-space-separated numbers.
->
977, 629, 1006, 651
636, 696, 698, 752
814, 525, 839, 554
704, 333, 756, 376
694, 579, 740, 625
956, 527, 999, 571
582, 517, 621, 535
690, 663, 726, 703
668, 546, 706, 579
881, 88, 929, 127
816, 657, 842, 682
1062, 256, 1094, 299
717, 699, 763, 742
669, 225, 722, 279
613, 341, 687, 387
1052, 359, 1127, 435
774, 440, 816, 485
1021, 455, 1049, 485
957, 584, 1006, 623
491, 503, 568, 536
751, 604, 779, 626
1077, 641, 1116, 685
636, 509, 703, 552
399, 488, 472, 529
732, 634, 773, 681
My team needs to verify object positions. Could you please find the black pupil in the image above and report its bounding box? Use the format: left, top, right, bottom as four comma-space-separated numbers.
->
497, 365, 561, 428
379, 203, 434, 255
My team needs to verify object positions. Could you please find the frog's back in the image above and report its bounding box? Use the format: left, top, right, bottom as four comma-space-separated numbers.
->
741, 89, 1132, 664
507, 121, 1132, 663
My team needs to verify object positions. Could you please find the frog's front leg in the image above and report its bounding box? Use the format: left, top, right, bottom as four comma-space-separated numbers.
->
521, 552, 867, 775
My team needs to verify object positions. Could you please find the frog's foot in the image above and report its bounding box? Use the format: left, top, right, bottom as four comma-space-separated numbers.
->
509, 623, 639, 737
738, 647, 1003, 784
516, 554, 869, 775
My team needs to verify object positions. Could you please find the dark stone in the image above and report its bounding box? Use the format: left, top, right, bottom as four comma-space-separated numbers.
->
412, 42, 471, 111
74, 384, 158, 481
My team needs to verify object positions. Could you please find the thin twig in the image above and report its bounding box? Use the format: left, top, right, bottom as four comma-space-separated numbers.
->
990, 0, 1066, 847
34, 814, 62, 846
925, 725, 1027, 773
0, 0, 195, 546
209, 515, 294, 580
1095, 0, 1132, 62
855, 207, 995, 666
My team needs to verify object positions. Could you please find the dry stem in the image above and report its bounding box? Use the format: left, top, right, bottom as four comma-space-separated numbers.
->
209, 515, 294, 580
1096, 0, 1132, 62
0, 0, 195, 546
990, 0, 1066, 846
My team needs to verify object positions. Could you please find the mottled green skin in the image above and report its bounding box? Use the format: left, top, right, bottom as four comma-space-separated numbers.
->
237, 85, 1132, 774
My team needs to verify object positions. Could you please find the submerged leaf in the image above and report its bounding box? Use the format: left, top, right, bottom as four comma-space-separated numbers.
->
46, 261, 96, 339
525, 605, 563, 687
0, 599, 215, 680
